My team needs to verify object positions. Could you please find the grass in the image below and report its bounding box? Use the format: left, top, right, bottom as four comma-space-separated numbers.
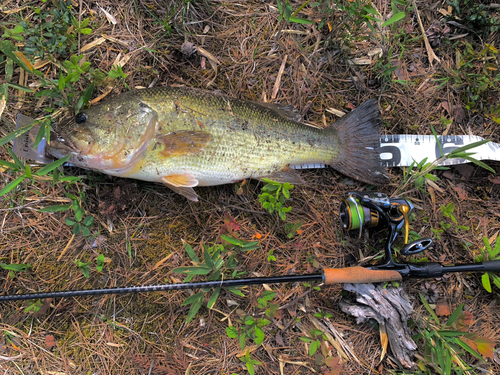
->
0, 0, 499, 374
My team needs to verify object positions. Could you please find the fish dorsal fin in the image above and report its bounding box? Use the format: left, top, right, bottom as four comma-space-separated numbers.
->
251, 101, 302, 123
260, 167, 305, 185
158, 131, 213, 157
162, 173, 199, 187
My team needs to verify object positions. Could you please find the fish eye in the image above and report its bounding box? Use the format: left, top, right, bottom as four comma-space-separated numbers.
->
76, 112, 88, 124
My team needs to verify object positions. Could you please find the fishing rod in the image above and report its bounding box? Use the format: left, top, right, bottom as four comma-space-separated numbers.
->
1, 192, 499, 302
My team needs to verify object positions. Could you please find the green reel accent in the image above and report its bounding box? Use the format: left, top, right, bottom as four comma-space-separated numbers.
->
340, 198, 363, 230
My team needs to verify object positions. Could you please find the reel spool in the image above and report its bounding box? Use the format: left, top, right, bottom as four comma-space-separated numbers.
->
339, 192, 390, 239
339, 197, 380, 232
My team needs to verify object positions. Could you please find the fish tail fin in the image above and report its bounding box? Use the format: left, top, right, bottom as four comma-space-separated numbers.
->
328, 99, 389, 185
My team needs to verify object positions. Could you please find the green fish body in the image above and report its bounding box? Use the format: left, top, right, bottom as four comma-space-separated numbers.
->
48, 86, 387, 201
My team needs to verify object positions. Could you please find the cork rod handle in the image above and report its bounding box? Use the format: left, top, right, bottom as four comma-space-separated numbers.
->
323, 267, 402, 284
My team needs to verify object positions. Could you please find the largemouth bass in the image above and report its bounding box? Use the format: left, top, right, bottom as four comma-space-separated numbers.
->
48, 86, 388, 201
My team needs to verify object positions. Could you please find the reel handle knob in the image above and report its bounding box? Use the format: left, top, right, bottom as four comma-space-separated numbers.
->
398, 204, 410, 244
401, 237, 433, 256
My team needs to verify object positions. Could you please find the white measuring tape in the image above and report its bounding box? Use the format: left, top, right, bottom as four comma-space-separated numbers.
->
377, 134, 500, 168
294, 134, 500, 169
12, 114, 500, 169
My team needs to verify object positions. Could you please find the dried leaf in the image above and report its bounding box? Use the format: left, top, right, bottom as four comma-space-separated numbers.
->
197, 47, 218, 73
453, 183, 468, 200
181, 42, 197, 58
271, 55, 287, 100
81, 37, 106, 52
435, 299, 451, 316
276, 332, 284, 346
0, 97, 5, 119
394, 61, 410, 81
100, 7, 117, 24
465, 334, 496, 360
454, 164, 474, 179
324, 357, 342, 375
32, 298, 52, 318
326, 108, 346, 117
379, 324, 388, 361
33, 59, 51, 69
45, 335, 56, 349
476, 337, 496, 360
454, 310, 473, 330
460, 336, 479, 352
441, 101, 465, 123
413, 0, 440, 65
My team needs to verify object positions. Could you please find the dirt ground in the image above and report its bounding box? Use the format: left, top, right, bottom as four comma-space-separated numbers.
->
1, 0, 500, 374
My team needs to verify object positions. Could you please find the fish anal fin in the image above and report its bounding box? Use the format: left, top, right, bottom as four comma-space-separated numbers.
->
161, 173, 199, 187
260, 167, 305, 185
159, 131, 213, 157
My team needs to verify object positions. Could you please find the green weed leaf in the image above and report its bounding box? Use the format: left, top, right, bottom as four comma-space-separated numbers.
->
39, 204, 72, 212
172, 266, 211, 275
419, 293, 440, 324
185, 294, 204, 323
227, 286, 245, 297
183, 292, 204, 306
36, 155, 71, 176
382, 11, 405, 27
254, 326, 265, 346
288, 16, 314, 24
226, 326, 238, 338
83, 215, 94, 226
96, 254, 105, 272
445, 303, 464, 327
65, 217, 76, 225
207, 287, 220, 309
203, 247, 214, 270
184, 242, 199, 262
0, 174, 27, 196
0, 263, 30, 272
309, 339, 321, 356
482, 273, 492, 293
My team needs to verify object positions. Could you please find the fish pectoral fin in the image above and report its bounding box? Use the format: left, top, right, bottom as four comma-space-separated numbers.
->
161, 173, 199, 187
260, 167, 305, 185
158, 131, 213, 157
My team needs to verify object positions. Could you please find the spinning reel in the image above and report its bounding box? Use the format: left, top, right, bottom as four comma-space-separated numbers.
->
340, 191, 434, 268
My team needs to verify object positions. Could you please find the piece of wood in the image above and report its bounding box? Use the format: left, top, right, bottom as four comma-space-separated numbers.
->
339, 283, 417, 368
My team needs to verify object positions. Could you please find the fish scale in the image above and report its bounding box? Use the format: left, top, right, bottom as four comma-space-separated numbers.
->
129, 87, 338, 186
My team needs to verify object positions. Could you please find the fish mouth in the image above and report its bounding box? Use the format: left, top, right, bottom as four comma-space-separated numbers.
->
46, 131, 79, 159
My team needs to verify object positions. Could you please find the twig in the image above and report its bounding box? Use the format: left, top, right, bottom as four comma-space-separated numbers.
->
412, 0, 440, 66
0, 188, 66, 212
57, 234, 75, 261
271, 55, 288, 100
